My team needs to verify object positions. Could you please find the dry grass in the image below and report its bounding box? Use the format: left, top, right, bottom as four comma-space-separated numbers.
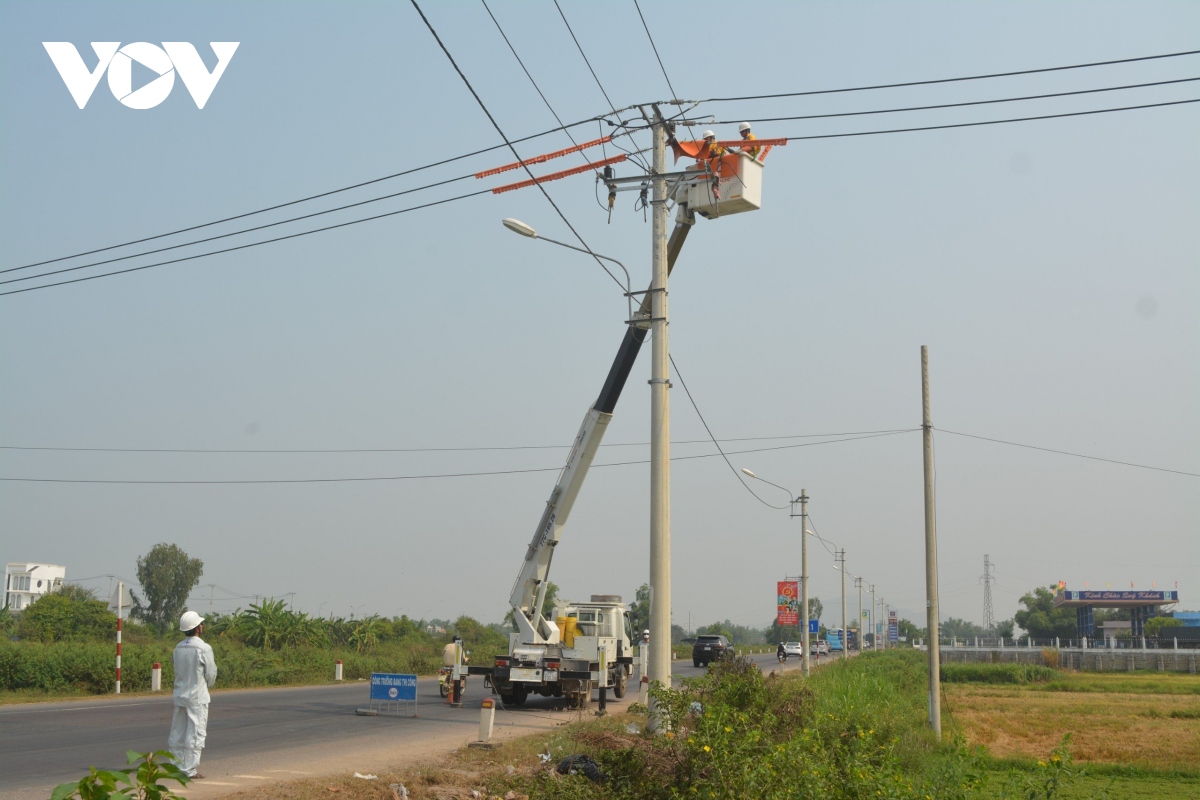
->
948, 682, 1200, 769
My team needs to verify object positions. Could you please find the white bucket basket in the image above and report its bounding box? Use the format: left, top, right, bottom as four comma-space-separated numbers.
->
679, 152, 763, 219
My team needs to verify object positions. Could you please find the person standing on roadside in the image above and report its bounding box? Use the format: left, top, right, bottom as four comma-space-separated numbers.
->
169, 610, 217, 779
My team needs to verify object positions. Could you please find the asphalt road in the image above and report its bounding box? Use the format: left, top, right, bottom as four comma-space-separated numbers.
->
0, 650, 811, 799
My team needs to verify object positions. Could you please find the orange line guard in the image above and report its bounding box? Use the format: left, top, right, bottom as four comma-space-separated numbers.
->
476, 136, 613, 179
492, 154, 627, 195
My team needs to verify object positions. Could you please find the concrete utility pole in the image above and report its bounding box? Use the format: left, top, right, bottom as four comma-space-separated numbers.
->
920, 345, 942, 739
884, 601, 890, 650
870, 584, 877, 651
837, 550, 848, 661
799, 490, 810, 676
855, 577, 864, 652
647, 108, 672, 726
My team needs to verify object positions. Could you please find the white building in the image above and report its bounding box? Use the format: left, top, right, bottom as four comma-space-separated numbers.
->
4, 563, 66, 611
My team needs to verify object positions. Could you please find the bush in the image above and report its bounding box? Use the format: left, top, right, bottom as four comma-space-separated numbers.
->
16, 593, 116, 643
941, 662, 1058, 685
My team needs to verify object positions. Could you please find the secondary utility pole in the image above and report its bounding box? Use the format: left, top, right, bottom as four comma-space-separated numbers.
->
647, 107, 672, 727
870, 584, 876, 651
920, 345, 942, 739
837, 549, 848, 661
982, 554, 995, 632
855, 577, 863, 652
799, 490, 810, 676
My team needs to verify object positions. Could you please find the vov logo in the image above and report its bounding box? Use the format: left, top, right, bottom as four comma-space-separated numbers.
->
43, 42, 239, 109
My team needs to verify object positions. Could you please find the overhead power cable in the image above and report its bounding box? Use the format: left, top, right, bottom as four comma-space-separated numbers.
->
632, 0, 679, 101
670, 354, 788, 510
715, 76, 1200, 125
0, 428, 916, 454
0, 189, 490, 297
782, 98, 1200, 141
936, 428, 1199, 478
705, 49, 1200, 102
4, 117, 603, 276
410, 0, 626, 293
0, 172, 478, 287
0, 429, 918, 484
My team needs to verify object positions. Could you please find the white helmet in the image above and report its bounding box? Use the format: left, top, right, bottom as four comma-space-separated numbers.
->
702, 130, 715, 139
738, 122, 752, 133
180, 610, 205, 631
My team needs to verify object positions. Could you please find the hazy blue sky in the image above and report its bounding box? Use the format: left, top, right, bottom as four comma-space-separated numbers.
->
2, 1, 1196, 632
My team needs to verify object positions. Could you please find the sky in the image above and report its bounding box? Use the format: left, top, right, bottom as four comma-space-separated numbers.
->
1, 1, 1197, 634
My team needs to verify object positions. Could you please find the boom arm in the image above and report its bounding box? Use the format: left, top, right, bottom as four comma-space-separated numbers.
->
509, 210, 694, 645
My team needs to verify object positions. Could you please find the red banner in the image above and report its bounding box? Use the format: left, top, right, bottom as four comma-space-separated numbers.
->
777, 581, 799, 626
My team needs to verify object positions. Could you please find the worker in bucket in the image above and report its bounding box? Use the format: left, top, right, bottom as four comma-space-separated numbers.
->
699, 130, 725, 198
169, 611, 217, 779
736, 122, 761, 159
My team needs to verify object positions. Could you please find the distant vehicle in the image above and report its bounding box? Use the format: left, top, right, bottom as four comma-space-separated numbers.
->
692, 635, 731, 667
782, 641, 804, 657
811, 640, 830, 656
828, 630, 844, 652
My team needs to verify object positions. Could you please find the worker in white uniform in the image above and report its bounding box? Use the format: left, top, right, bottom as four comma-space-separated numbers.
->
169, 610, 217, 779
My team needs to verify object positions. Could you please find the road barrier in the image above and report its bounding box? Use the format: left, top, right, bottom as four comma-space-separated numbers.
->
335, 659, 343, 681
151, 663, 161, 692
479, 697, 495, 742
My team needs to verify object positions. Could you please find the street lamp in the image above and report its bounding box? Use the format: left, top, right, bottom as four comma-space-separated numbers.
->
741, 468, 812, 677
832, 562, 860, 659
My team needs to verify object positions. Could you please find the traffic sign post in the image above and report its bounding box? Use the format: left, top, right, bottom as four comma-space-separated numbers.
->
361, 673, 418, 717
808, 619, 819, 635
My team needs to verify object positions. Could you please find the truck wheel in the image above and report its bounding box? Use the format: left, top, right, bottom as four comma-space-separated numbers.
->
693, 659, 700, 668
613, 671, 628, 698
513, 687, 528, 706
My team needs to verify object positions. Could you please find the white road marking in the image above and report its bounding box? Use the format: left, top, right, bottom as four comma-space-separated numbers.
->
4, 701, 161, 713
232, 775, 268, 779
268, 769, 312, 774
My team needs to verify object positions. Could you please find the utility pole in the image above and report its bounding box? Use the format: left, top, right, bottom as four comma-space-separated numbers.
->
837, 550, 848, 661
647, 106, 672, 727
920, 345, 942, 739
855, 577, 863, 652
884, 601, 890, 650
870, 584, 876, 651
798, 490, 810, 676
982, 555, 995, 632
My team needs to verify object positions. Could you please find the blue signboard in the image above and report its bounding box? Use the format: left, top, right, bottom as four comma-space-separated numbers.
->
808, 619, 819, 634
370, 673, 417, 701
888, 624, 899, 643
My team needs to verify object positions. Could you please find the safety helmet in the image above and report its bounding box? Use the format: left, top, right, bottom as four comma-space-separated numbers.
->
738, 122, 752, 133
702, 130, 715, 140
180, 610, 205, 631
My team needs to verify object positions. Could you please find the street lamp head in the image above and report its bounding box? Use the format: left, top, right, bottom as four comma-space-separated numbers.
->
502, 218, 538, 238
740, 468, 757, 478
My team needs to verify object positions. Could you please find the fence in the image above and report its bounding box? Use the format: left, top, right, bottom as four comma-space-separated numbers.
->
936, 644, 1198, 674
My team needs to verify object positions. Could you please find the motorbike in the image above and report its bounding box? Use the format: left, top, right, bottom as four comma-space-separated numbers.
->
777, 649, 788, 663
438, 652, 470, 698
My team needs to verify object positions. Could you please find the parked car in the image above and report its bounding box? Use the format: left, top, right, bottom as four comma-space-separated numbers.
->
811, 640, 830, 656
782, 641, 804, 657
692, 634, 732, 666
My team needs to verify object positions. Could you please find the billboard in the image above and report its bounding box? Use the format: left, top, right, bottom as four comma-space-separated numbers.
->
777, 581, 799, 626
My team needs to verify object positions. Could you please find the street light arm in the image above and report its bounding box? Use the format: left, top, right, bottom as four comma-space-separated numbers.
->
741, 470, 795, 500
535, 234, 631, 293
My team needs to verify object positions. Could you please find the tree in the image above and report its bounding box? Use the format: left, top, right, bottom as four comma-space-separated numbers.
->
996, 619, 1015, 639
503, 581, 559, 631
627, 583, 650, 635
1145, 616, 1178, 638
807, 596, 824, 622
896, 618, 923, 642
1013, 585, 1076, 640
941, 617, 989, 639
18, 592, 115, 642
133, 544, 203, 632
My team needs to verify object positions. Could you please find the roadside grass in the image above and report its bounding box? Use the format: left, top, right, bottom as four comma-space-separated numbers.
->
1035, 670, 1200, 695
941, 662, 1057, 684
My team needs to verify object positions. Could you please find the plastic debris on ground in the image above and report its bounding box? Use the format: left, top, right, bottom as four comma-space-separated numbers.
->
353, 773, 377, 780
556, 754, 606, 783
389, 783, 409, 800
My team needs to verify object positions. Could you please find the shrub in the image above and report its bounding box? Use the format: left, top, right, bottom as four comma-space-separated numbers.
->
941, 662, 1058, 684
17, 594, 116, 643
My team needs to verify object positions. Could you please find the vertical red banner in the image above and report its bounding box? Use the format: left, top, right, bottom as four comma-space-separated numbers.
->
777, 581, 799, 626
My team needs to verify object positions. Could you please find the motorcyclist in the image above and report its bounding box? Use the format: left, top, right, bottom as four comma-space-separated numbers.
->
777, 641, 787, 661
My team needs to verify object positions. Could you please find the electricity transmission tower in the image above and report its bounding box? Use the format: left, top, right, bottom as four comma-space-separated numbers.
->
981, 554, 996, 631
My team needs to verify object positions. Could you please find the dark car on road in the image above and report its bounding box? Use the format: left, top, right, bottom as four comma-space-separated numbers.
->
692, 634, 732, 667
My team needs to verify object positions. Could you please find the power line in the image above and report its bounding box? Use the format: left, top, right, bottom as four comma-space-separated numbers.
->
670, 354, 788, 510
0, 171, 478, 287
705, 49, 1200, 102
553, 0, 618, 113
632, 0, 678, 101
714, 76, 1200, 125
0, 429, 918, 484
410, 0, 626, 293
0, 189, 491, 297
0, 428, 916, 454
781, 98, 1199, 141
4, 117, 601, 276
936, 427, 1199, 478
